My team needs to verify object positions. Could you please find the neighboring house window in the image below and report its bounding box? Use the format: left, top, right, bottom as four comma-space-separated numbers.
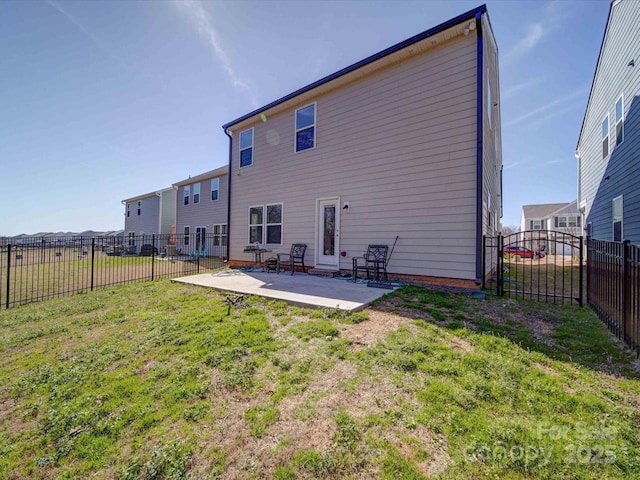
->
126, 204, 130, 217
184, 226, 190, 246
555, 216, 582, 229
613, 195, 623, 242
602, 114, 609, 159
211, 178, 219, 201
184, 185, 190, 206
530, 220, 543, 230
193, 183, 200, 204
615, 95, 624, 146
137, 201, 141, 216
128, 232, 135, 246
295, 103, 316, 152
240, 129, 253, 167
249, 203, 283, 244
213, 224, 227, 246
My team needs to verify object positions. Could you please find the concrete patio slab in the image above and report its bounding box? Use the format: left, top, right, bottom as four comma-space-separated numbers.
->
172, 269, 395, 311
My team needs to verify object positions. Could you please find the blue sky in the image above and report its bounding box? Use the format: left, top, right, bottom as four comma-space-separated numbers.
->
0, 0, 610, 236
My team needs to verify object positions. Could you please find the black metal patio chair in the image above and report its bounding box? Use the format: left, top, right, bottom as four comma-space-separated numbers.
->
352, 244, 389, 283
277, 243, 307, 275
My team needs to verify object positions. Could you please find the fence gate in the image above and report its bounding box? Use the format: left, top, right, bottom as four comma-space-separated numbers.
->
485, 231, 584, 306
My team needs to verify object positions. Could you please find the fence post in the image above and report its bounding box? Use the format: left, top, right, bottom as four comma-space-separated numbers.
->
497, 233, 504, 297
5, 244, 11, 309
578, 236, 584, 307
585, 236, 591, 306
196, 232, 200, 273
481, 236, 487, 290
151, 234, 155, 281
91, 237, 95, 291
622, 240, 631, 345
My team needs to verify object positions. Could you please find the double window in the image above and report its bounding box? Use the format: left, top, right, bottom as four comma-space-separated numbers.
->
615, 95, 624, 146
613, 195, 623, 242
193, 183, 200, 204
295, 103, 316, 152
555, 216, 581, 228
184, 185, 190, 206
602, 114, 609, 159
184, 226, 190, 246
249, 203, 282, 245
211, 178, 219, 201
240, 129, 253, 167
213, 224, 227, 246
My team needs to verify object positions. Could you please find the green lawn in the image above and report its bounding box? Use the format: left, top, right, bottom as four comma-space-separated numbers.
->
1, 281, 639, 479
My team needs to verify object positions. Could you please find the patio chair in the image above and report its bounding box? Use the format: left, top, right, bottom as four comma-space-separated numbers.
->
277, 243, 307, 275
352, 244, 389, 283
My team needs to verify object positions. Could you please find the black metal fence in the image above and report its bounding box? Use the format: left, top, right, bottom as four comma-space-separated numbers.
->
587, 238, 640, 356
0, 233, 227, 309
484, 230, 584, 306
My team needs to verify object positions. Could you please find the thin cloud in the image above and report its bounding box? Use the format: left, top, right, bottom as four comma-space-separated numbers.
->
501, 78, 543, 101
502, 23, 546, 65
503, 159, 531, 170
174, 0, 258, 108
504, 89, 588, 128
46, 0, 129, 70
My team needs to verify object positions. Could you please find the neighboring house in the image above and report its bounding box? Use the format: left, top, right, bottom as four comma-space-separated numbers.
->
576, 0, 640, 243
122, 188, 177, 250
520, 201, 582, 254
221, 5, 502, 288
172, 166, 229, 256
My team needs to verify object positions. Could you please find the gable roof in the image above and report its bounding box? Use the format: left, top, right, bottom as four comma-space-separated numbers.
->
222, 4, 487, 131
173, 165, 228, 188
121, 187, 174, 204
576, 0, 618, 151
522, 201, 576, 220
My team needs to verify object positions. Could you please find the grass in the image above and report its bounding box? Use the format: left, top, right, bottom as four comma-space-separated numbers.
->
1, 280, 639, 479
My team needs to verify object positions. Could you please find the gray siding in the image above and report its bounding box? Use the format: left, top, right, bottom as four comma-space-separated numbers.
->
124, 195, 160, 235
228, 28, 486, 280
175, 174, 228, 234
159, 189, 177, 234
578, 0, 640, 243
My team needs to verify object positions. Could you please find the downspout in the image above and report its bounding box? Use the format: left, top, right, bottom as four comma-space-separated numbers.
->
224, 128, 233, 263
474, 11, 484, 285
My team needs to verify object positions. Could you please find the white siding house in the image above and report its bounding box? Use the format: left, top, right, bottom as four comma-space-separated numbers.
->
520, 201, 582, 254
576, 0, 640, 243
222, 6, 501, 288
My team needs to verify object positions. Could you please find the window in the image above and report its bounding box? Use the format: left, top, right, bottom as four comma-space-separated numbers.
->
613, 195, 623, 242
137, 201, 141, 216
615, 95, 624, 146
531, 220, 543, 230
554, 216, 581, 229
249, 203, 283, 245
193, 183, 200, 204
126, 204, 130, 217
213, 224, 227, 246
211, 178, 219, 201
128, 232, 135, 246
184, 226, 190, 246
240, 129, 253, 167
184, 185, 190, 206
295, 103, 316, 152
602, 114, 609, 159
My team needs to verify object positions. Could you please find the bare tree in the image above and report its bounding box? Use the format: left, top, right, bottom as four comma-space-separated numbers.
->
502, 225, 519, 236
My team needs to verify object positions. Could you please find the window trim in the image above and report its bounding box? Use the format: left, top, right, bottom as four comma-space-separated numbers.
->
295, 102, 317, 153
240, 128, 254, 168
184, 226, 190, 246
137, 200, 141, 216
248, 203, 283, 245
211, 177, 219, 201
612, 195, 623, 242
183, 185, 190, 206
213, 223, 227, 246
193, 183, 200, 205
531, 219, 543, 230
602, 114, 609, 159
126, 203, 130, 217
615, 94, 624, 147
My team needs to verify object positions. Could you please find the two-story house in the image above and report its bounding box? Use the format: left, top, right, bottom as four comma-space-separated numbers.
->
172, 165, 228, 257
576, 0, 640, 244
122, 188, 177, 250
520, 201, 582, 254
221, 5, 501, 288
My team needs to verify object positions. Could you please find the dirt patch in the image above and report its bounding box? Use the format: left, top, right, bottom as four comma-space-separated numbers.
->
340, 310, 412, 348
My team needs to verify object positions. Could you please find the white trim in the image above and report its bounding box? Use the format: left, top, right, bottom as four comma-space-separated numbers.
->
294, 102, 317, 153
184, 225, 190, 246
612, 195, 623, 241
247, 203, 283, 245
602, 113, 610, 160
240, 128, 254, 168
183, 185, 190, 206
211, 177, 220, 201
193, 183, 201, 204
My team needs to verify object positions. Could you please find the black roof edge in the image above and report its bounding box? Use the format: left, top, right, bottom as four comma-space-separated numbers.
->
576, 0, 616, 152
222, 4, 487, 130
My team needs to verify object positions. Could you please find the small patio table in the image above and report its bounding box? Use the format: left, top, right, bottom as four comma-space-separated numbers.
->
243, 246, 272, 270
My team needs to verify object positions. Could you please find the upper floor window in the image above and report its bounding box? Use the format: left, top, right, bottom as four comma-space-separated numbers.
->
295, 103, 316, 152
126, 204, 130, 217
240, 129, 253, 167
555, 215, 581, 229
615, 95, 624, 146
613, 195, 623, 242
184, 185, 190, 206
193, 183, 200, 204
531, 219, 543, 230
211, 178, 219, 201
137, 201, 141, 216
602, 114, 609, 159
